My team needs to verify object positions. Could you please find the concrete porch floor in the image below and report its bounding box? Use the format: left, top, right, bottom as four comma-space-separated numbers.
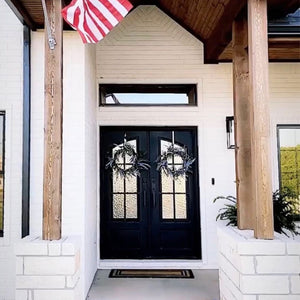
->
87, 269, 220, 300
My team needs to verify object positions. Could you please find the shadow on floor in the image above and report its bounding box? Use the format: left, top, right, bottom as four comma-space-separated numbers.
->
87, 269, 220, 300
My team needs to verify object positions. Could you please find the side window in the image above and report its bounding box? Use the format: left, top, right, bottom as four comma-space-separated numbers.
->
0, 112, 5, 237
278, 125, 300, 220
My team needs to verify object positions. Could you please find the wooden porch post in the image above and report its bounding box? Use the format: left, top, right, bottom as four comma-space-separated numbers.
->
232, 13, 255, 230
42, 0, 63, 240
248, 0, 274, 239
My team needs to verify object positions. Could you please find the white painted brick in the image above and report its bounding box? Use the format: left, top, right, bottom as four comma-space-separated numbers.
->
290, 275, 300, 294
15, 239, 48, 256
66, 269, 80, 288
28, 290, 33, 300
62, 242, 76, 255
16, 256, 24, 275
238, 241, 286, 255
219, 254, 240, 287
259, 296, 300, 300
16, 275, 65, 289
240, 275, 289, 294
287, 242, 300, 255
15, 290, 28, 300
239, 257, 255, 274
219, 270, 241, 300
48, 241, 62, 256
24, 256, 77, 275
34, 290, 77, 300
256, 256, 300, 274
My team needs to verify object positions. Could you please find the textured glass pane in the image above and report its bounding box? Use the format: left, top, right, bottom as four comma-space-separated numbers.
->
175, 176, 186, 193
126, 194, 137, 219
112, 145, 124, 164
125, 176, 137, 193
161, 171, 173, 193
162, 194, 174, 219
125, 140, 137, 163
0, 174, 4, 231
113, 170, 124, 193
113, 194, 124, 219
175, 194, 187, 219
174, 153, 183, 164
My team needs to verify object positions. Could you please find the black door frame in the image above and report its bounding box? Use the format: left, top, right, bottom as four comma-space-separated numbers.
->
99, 126, 201, 259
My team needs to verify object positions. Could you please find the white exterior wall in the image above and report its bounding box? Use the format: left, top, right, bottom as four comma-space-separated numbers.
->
0, 1, 23, 299
96, 6, 300, 268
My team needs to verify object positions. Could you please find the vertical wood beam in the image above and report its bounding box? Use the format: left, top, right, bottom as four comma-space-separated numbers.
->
232, 13, 255, 230
248, 0, 274, 239
43, 0, 63, 240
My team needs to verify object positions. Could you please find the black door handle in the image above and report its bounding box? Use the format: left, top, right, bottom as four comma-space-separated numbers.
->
142, 179, 147, 207
151, 179, 156, 208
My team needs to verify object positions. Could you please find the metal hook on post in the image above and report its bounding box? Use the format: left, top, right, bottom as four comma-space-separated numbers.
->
41, 0, 57, 50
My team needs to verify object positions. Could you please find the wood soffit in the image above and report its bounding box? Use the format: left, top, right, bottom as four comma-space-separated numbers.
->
5, 0, 300, 63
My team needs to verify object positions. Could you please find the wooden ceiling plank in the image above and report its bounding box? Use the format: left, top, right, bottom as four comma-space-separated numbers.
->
204, 0, 247, 63
4, 0, 37, 30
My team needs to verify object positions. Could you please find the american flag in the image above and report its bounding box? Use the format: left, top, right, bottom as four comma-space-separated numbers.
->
61, 0, 133, 43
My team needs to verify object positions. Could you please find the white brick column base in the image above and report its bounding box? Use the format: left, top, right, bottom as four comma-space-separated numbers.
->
217, 226, 300, 300
15, 236, 81, 300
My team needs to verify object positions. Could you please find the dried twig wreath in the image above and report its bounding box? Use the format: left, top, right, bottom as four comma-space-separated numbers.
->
156, 145, 195, 179
106, 142, 150, 178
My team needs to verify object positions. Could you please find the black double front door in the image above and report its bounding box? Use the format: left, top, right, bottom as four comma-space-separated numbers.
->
100, 127, 201, 259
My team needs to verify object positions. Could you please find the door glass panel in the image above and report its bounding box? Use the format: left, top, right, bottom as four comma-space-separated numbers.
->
175, 176, 186, 193
175, 194, 187, 219
125, 176, 137, 193
113, 171, 124, 192
113, 194, 124, 219
161, 172, 173, 193
160, 139, 188, 220
112, 139, 138, 220
162, 194, 174, 219
126, 194, 137, 218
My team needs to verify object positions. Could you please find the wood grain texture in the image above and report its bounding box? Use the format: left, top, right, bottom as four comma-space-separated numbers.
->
248, 0, 274, 239
43, 0, 63, 241
232, 14, 255, 230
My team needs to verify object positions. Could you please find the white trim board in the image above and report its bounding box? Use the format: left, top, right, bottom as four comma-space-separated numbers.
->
98, 259, 218, 270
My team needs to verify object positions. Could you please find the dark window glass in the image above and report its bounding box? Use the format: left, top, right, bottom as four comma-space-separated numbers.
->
100, 84, 197, 106
0, 112, 5, 236
278, 125, 300, 220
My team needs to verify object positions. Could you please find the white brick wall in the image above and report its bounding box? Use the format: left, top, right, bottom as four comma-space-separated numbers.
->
15, 236, 81, 300
218, 226, 300, 299
0, 1, 23, 299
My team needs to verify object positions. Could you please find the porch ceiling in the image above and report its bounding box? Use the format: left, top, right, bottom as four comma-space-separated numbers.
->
5, 0, 300, 63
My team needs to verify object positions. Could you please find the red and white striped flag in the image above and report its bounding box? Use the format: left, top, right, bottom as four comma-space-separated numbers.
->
61, 0, 133, 44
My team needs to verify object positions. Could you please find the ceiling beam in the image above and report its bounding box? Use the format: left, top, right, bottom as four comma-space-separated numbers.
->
204, 0, 247, 63
4, 0, 36, 30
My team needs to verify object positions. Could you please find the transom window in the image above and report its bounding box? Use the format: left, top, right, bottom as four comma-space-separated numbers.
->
99, 84, 197, 106
0, 112, 5, 237
277, 125, 300, 219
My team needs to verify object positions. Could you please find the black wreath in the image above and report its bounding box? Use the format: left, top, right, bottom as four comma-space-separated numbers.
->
105, 142, 150, 178
156, 145, 195, 179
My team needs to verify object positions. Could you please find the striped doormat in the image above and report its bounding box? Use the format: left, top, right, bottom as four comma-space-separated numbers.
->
109, 269, 194, 279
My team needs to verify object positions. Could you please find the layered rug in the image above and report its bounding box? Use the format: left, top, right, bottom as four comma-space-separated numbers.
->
109, 269, 194, 279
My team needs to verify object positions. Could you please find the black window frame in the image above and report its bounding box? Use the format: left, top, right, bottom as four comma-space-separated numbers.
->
0, 111, 5, 237
99, 84, 197, 106
277, 124, 300, 221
